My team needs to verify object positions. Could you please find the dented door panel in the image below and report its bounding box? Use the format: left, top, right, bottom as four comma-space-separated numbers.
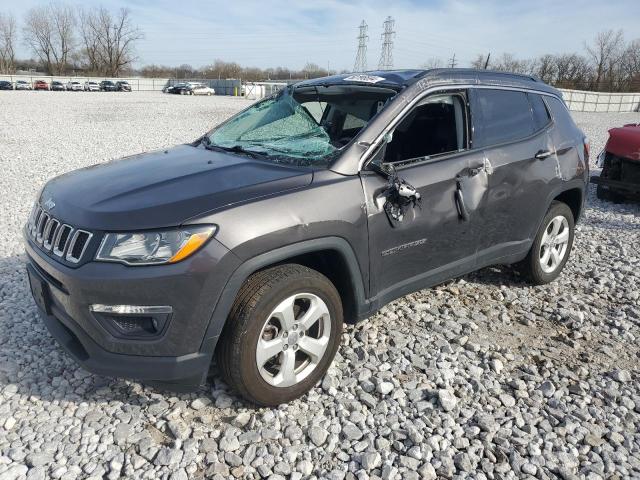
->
362, 150, 488, 299
478, 131, 557, 257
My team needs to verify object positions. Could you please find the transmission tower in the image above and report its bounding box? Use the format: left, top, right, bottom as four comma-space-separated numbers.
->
353, 20, 369, 72
449, 53, 457, 68
378, 16, 395, 70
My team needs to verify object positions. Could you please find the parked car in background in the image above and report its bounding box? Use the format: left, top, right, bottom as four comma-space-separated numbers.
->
164, 82, 187, 94
0, 80, 13, 90
167, 82, 200, 95
100, 80, 116, 92
34, 80, 50, 91
24, 69, 589, 405
84, 81, 100, 92
15, 80, 32, 90
51, 81, 66, 91
592, 123, 640, 202
189, 84, 216, 96
116, 81, 131, 92
66, 81, 83, 91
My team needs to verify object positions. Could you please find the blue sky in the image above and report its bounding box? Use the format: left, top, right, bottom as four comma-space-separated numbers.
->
7, 0, 640, 70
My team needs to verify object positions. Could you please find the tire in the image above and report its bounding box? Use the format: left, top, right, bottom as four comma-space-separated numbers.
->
596, 184, 610, 201
519, 201, 575, 285
216, 264, 343, 406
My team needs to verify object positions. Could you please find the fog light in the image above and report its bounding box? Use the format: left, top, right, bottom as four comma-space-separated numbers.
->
90, 304, 172, 339
90, 304, 172, 314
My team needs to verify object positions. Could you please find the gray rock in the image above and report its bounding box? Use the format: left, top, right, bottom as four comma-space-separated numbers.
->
360, 452, 382, 470
309, 426, 329, 446
438, 389, 457, 411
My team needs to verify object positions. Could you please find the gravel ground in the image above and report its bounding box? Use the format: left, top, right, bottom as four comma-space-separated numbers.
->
0, 91, 639, 480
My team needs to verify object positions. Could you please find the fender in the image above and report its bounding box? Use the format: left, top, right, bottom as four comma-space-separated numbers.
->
539, 178, 586, 227
198, 236, 369, 359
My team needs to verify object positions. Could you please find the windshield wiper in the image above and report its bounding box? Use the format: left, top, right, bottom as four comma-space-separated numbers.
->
201, 138, 265, 159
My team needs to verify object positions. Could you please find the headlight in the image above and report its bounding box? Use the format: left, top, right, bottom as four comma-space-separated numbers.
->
96, 225, 216, 265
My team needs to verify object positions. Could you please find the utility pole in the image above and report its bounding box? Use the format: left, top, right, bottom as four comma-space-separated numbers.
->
449, 53, 457, 68
378, 16, 395, 71
484, 53, 491, 69
354, 20, 369, 72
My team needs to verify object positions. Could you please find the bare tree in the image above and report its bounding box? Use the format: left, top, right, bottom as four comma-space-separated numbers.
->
80, 7, 142, 76
618, 39, 640, 90
0, 13, 17, 73
78, 8, 100, 73
422, 57, 444, 69
534, 54, 556, 84
22, 3, 75, 75
586, 29, 624, 89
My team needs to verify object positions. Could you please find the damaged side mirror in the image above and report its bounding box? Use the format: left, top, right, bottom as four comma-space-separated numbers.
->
367, 155, 421, 226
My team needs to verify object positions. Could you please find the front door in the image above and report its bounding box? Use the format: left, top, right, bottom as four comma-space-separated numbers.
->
361, 91, 490, 304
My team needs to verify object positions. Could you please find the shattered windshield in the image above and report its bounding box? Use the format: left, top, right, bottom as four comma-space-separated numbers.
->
207, 84, 397, 167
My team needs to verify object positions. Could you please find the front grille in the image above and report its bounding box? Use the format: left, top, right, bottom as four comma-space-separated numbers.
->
27, 203, 93, 264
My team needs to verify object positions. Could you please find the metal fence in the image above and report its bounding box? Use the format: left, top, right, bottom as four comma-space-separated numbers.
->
559, 88, 640, 112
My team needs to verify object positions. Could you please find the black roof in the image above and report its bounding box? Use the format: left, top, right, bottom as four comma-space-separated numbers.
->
297, 68, 560, 96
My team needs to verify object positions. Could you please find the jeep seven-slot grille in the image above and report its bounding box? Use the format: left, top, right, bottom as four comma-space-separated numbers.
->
27, 204, 93, 264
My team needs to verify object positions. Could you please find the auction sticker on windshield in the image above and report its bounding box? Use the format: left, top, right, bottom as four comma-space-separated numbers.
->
343, 74, 386, 84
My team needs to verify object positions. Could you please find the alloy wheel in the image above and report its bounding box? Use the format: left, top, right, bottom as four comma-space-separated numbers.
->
256, 293, 331, 387
539, 215, 569, 273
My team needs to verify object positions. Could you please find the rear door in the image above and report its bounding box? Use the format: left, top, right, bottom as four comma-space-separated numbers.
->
470, 88, 557, 264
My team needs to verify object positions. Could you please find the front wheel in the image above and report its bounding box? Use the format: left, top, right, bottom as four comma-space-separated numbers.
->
518, 201, 575, 285
216, 264, 343, 406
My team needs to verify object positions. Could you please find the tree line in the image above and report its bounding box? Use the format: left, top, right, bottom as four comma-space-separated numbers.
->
468, 30, 640, 92
138, 61, 336, 83
0, 4, 142, 77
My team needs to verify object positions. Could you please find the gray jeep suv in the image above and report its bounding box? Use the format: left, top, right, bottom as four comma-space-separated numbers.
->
25, 69, 589, 405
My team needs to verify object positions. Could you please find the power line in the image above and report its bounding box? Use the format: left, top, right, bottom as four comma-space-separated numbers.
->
378, 16, 395, 71
354, 20, 369, 72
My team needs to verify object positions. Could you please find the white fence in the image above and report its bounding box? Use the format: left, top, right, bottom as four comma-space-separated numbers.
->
559, 88, 640, 112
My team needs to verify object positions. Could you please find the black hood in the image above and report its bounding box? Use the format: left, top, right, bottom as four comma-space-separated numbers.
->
39, 145, 313, 230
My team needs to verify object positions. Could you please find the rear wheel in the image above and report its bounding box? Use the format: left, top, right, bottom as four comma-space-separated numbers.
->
518, 201, 574, 285
216, 264, 343, 406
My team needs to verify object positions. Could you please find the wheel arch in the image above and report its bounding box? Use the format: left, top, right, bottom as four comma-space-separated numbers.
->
199, 237, 369, 358
553, 185, 584, 221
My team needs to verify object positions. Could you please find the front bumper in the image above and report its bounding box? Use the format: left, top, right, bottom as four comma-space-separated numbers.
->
25, 232, 241, 390
590, 175, 640, 195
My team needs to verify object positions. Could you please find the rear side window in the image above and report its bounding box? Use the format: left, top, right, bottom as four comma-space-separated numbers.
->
529, 93, 551, 130
474, 89, 534, 147
545, 96, 579, 139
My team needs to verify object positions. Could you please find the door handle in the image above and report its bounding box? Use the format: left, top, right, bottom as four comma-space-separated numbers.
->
535, 149, 553, 160
454, 188, 469, 221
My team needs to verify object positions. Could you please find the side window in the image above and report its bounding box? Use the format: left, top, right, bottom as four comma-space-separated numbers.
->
474, 89, 534, 147
545, 96, 578, 138
301, 101, 327, 123
343, 113, 366, 130
385, 94, 467, 163
529, 93, 551, 130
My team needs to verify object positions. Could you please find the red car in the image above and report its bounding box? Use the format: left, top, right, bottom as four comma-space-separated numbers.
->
34, 80, 49, 91
592, 123, 640, 201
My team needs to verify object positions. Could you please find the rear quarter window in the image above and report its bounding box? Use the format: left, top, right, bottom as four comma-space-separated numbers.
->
529, 93, 551, 131
473, 89, 535, 148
